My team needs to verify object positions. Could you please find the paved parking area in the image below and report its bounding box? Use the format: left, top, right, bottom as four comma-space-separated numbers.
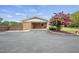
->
0, 30, 79, 53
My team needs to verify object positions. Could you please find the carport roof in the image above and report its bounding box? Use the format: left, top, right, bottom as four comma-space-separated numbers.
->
22, 17, 48, 22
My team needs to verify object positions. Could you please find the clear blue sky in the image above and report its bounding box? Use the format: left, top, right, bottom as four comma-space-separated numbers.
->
0, 5, 79, 22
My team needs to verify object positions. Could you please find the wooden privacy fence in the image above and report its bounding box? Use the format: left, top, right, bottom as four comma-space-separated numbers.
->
0, 26, 23, 31
9, 26, 23, 30
0, 26, 9, 31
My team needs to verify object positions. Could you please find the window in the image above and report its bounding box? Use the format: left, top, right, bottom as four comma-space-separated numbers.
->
41, 24, 44, 26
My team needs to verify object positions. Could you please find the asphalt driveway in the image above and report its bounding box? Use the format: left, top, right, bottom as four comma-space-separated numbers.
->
0, 30, 79, 53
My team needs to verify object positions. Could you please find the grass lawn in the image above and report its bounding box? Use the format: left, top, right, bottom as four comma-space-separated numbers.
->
61, 27, 79, 34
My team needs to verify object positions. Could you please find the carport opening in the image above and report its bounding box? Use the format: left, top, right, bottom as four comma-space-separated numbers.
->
32, 22, 47, 29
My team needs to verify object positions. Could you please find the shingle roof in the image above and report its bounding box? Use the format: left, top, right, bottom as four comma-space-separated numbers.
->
22, 17, 48, 22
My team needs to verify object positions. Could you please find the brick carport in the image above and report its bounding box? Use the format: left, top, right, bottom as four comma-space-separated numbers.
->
22, 17, 48, 30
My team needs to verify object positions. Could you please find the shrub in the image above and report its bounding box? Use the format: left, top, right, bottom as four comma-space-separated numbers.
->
49, 12, 71, 31
49, 26, 57, 30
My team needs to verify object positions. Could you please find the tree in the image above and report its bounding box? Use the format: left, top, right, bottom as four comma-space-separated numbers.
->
0, 20, 22, 27
69, 11, 79, 27
0, 18, 3, 22
0, 18, 3, 26
9, 21, 22, 27
2, 21, 9, 26
49, 11, 71, 31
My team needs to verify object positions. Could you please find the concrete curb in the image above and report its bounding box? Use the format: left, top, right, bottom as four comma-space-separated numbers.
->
48, 30, 79, 36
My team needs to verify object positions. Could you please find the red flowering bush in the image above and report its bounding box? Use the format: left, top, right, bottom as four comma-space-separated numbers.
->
49, 11, 71, 31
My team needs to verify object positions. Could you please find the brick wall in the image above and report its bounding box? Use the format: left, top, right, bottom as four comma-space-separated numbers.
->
23, 22, 32, 30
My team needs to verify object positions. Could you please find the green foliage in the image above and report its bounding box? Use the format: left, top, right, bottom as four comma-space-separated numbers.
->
50, 18, 62, 31
49, 26, 57, 30
70, 11, 79, 27
2, 21, 9, 26
61, 27, 79, 33
49, 12, 71, 31
0, 21, 22, 27
0, 21, 9, 26
9, 21, 22, 27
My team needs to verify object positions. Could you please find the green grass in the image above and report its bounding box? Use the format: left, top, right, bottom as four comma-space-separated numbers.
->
61, 27, 79, 33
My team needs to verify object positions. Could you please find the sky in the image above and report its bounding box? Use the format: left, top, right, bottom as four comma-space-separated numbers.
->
0, 5, 79, 22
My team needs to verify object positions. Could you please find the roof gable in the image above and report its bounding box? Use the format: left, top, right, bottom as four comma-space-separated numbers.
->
23, 17, 48, 22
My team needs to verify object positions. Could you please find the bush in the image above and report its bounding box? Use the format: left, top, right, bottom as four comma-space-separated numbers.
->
49, 26, 57, 30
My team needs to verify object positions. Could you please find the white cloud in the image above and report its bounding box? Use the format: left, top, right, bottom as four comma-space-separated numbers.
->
6, 15, 13, 18
0, 14, 14, 21
15, 13, 25, 16
15, 13, 27, 19
33, 12, 50, 20
0, 13, 27, 21
0, 14, 13, 18
15, 13, 22, 15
